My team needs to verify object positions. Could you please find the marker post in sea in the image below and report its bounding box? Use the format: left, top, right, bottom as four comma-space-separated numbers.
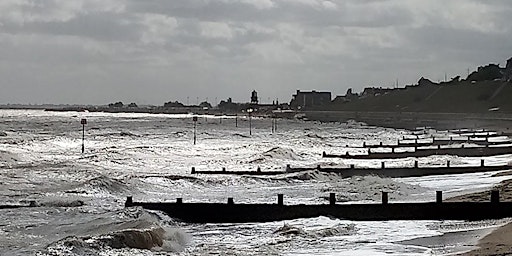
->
80, 118, 87, 153
193, 116, 198, 145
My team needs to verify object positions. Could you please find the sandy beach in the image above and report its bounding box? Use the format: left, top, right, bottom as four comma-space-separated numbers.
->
445, 175, 512, 255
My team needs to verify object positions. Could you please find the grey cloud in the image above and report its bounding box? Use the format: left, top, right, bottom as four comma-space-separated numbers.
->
0, 0, 511, 104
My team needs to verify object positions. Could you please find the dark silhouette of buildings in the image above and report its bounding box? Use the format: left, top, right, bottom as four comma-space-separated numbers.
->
290, 90, 331, 110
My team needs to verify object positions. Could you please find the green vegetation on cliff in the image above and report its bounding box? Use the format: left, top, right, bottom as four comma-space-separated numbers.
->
330, 80, 512, 113
329, 57, 512, 114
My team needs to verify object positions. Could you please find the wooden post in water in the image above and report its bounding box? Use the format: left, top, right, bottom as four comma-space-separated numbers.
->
382, 192, 388, 204
436, 191, 442, 203
481, 159, 485, 167
277, 194, 284, 205
176, 198, 183, 204
491, 190, 500, 203
125, 196, 133, 207
227, 198, 234, 204
329, 193, 336, 205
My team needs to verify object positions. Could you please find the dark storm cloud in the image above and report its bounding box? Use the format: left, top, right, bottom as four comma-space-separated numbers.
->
0, 0, 511, 104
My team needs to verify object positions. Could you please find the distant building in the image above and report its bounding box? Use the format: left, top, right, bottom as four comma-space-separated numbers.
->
290, 90, 331, 110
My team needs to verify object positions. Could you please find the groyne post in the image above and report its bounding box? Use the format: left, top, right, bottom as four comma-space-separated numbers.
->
278, 194, 284, 205
222, 167, 226, 172
491, 190, 500, 203
414, 160, 418, 168
329, 193, 336, 205
382, 192, 388, 204
228, 198, 234, 204
257, 166, 261, 172
381, 162, 385, 169
176, 198, 183, 204
323, 151, 326, 157
286, 164, 291, 172
447, 160, 450, 168
191, 167, 196, 174
481, 159, 485, 167
125, 196, 133, 207
350, 164, 355, 169
317, 165, 322, 171
363, 142, 366, 147
436, 191, 442, 203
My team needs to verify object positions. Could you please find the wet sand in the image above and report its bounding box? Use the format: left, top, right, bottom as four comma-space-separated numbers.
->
460, 222, 512, 255
447, 175, 512, 255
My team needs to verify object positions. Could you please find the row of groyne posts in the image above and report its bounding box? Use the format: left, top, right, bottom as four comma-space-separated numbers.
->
77, 114, 279, 151
126, 190, 502, 207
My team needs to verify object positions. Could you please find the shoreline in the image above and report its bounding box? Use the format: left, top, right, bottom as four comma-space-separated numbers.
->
414, 174, 512, 255
455, 176, 512, 255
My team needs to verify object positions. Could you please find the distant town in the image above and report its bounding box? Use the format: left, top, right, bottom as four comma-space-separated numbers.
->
2, 57, 511, 116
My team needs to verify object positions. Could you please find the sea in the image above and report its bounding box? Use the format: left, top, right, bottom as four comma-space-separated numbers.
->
0, 109, 511, 256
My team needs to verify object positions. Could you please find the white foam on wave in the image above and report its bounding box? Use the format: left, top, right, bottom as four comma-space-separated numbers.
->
45, 207, 190, 254
248, 146, 302, 164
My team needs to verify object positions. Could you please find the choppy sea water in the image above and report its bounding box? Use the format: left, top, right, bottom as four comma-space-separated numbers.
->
0, 109, 511, 255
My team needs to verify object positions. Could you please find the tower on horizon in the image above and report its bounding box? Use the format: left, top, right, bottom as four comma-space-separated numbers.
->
251, 90, 258, 104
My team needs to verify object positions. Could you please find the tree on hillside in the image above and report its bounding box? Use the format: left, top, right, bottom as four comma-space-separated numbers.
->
467, 64, 502, 82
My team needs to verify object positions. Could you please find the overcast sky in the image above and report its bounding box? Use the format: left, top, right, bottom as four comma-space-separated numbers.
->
0, 0, 511, 105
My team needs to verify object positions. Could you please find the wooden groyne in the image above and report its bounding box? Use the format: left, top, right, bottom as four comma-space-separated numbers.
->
191, 161, 510, 178
125, 191, 512, 223
324, 145, 512, 159
354, 137, 511, 149
308, 162, 509, 178
191, 167, 285, 175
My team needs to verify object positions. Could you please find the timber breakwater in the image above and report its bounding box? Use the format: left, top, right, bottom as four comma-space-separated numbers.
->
323, 145, 512, 159
125, 191, 512, 223
191, 161, 510, 178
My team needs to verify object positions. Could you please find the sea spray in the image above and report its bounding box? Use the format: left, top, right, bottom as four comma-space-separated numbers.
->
44, 208, 190, 254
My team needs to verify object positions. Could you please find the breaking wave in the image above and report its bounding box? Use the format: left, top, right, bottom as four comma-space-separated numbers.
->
33, 199, 85, 207
248, 147, 302, 163
272, 170, 340, 182
324, 175, 429, 202
46, 208, 190, 254
66, 175, 129, 195
273, 223, 356, 238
